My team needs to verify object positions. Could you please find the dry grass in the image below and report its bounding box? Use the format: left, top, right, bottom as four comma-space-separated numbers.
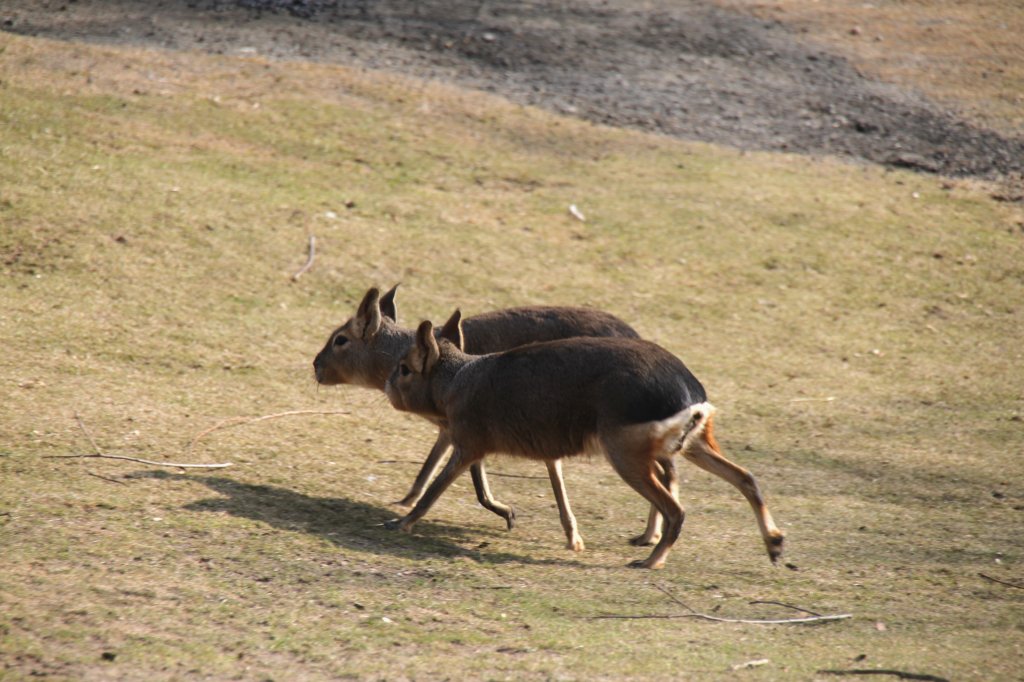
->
1, 31, 1023, 680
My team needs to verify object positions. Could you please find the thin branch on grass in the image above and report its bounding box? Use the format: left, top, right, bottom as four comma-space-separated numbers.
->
48, 412, 233, 469
75, 412, 104, 456
748, 600, 823, 617
589, 612, 851, 624
188, 409, 350, 450
790, 396, 836, 403
86, 471, 129, 485
588, 583, 851, 625
978, 572, 1024, 589
817, 669, 949, 682
487, 472, 549, 480
48, 452, 233, 469
291, 234, 316, 281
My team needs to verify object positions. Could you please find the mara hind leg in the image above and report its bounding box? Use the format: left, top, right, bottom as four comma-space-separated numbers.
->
385, 446, 480, 532
470, 461, 516, 530
546, 459, 584, 551
604, 435, 685, 569
630, 458, 679, 547
396, 428, 451, 507
681, 414, 784, 562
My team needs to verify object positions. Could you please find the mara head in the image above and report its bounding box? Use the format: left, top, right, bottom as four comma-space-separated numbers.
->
312, 284, 402, 389
384, 310, 464, 416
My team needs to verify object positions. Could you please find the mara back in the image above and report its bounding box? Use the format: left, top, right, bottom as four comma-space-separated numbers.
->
459, 306, 640, 354
445, 337, 707, 458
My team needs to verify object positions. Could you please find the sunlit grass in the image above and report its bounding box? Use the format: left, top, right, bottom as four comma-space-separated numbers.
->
1, 32, 1022, 680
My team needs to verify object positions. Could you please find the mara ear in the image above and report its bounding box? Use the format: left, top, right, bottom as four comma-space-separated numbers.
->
414, 320, 441, 374
379, 283, 399, 322
438, 309, 464, 351
353, 287, 382, 340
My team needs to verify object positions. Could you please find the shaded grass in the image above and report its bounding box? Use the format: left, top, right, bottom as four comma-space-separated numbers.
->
1, 32, 1023, 680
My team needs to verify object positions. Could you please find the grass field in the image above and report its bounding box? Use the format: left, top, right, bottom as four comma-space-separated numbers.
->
1, 29, 1022, 681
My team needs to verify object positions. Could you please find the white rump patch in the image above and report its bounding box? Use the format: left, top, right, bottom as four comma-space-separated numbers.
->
610, 402, 716, 458
648, 401, 715, 451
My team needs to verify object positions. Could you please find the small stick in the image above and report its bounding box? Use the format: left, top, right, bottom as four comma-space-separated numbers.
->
592, 583, 852, 625
487, 472, 549, 480
790, 396, 836, 403
291, 234, 316, 281
817, 669, 949, 682
589, 613, 851, 624
86, 471, 129, 485
979, 572, 1024, 589
75, 412, 104, 456
748, 600, 823, 617
189, 409, 350, 450
48, 453, 233, 469
62, 412, 232, 469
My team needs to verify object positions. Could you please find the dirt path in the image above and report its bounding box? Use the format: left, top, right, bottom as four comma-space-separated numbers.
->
5, 0, 1023, 178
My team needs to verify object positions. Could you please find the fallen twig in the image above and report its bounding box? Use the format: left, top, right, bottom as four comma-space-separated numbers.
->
189, 409, 350, 450
748, 600, 823, 617
817, 669, 949, 682
48, 452, 233, 469
52, 412, 233, 469
589, 583, 851, 625
86, 471, 129, 485
656, 583, 850, 624
979, 572, 1024, 589
291, 234, 316, 281
589, 612, 850, 624
487, 472, 549, 480
790, 396, 836, 403
75, 413, 104, 455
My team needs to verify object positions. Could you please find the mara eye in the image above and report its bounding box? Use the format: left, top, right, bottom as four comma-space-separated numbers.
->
333, 335, 348, 348
399, 363, 411, 377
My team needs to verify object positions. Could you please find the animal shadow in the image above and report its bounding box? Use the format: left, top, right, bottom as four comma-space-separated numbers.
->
132, 471, 582, 567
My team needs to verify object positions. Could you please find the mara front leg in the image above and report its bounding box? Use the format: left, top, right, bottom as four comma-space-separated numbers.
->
384, 446, 480, 533
396, 428, 451, 507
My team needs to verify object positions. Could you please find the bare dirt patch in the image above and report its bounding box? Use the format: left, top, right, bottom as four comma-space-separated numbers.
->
4, 0, 1023, 179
